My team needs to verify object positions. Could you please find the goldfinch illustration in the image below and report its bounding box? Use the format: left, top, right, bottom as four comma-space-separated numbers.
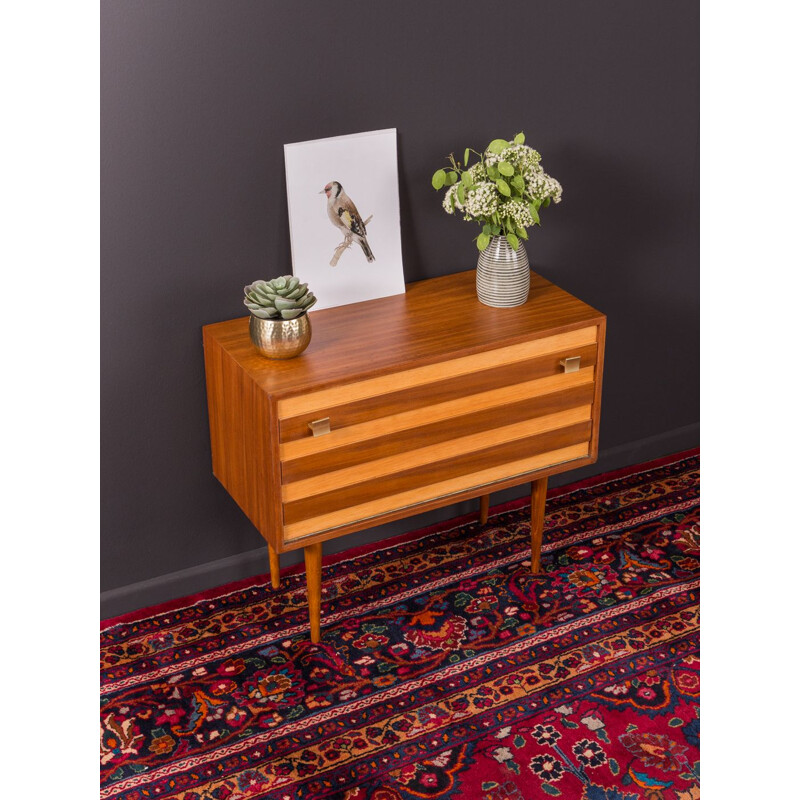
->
320, 181, 375, 263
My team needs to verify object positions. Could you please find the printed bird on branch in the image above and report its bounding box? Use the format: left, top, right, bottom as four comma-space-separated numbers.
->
320, 181, 375, 266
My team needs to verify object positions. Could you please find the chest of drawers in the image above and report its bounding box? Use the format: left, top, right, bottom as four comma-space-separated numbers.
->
203, 269, 606, 641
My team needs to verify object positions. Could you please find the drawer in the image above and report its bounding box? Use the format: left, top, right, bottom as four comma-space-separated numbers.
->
277, 326, 599, 542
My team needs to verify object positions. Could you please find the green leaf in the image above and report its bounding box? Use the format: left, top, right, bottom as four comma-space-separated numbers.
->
496, 179, 511, 196
487, 165, 500, 180
464, 148, 470, 168
512, 175, 525, 190
529, 203, 540, 225
432, 169, 446, 190
543, 196, 551, 208
491, 225, 501, 235
482, 224, 491, 235
457, 183, 465, 205
477, 232, 490, 251
462, 171, 473, 188
507, 232, 519, 250
446, 171, 458, 185
514, 132, 525, 144
517, 226, 528, 240
498, 161, 514, 176
487, 138, 509, 154
541, 783, 561, 796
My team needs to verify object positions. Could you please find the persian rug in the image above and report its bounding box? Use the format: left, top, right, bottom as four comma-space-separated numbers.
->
101, 450, 699, 800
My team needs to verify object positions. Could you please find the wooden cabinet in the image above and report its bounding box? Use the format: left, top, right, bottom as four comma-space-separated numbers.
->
203, 269, 606, 641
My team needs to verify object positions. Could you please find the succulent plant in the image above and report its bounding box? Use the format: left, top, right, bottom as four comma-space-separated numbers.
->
243, 276, 317, 320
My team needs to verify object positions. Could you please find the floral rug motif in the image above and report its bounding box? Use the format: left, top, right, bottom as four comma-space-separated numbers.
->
101, 450, 699, 800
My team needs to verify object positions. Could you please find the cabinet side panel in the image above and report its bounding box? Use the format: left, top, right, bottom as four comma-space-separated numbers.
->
203, 329, 230, 487
261, 392, 284, 551
203, 329, 272, 541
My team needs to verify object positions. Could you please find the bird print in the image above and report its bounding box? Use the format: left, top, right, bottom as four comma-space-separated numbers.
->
320, 181, 375, 263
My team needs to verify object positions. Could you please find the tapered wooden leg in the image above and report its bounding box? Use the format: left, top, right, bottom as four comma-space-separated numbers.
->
530, 477, 548, 573
304, 543, 322, 643
479, 495, 490, 525
268, 543, 280, 590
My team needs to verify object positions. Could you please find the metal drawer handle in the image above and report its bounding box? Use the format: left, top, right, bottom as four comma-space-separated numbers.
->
559, 356, 581, 374
308, 417, 331, 437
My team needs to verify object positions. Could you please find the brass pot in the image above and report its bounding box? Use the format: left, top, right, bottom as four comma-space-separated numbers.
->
249, 313, 312, 359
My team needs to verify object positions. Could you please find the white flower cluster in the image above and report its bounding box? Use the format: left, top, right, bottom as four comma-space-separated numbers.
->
505, 199, 535, 229
442, 184, 464, 214
485, 143, 542, 171
464, 183, 500, 219
525, 170, 563, 204
468, 162, 487, 183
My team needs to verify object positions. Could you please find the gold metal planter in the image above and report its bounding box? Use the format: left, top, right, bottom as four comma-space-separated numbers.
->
249, 313, 312, 359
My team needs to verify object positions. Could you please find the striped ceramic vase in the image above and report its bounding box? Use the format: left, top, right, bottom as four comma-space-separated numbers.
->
476, 235, 531, 308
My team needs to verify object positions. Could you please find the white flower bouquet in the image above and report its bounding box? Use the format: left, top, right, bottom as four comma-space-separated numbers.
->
431, 132, 562, 252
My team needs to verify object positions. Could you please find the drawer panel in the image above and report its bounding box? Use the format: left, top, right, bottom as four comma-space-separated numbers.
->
280, 364, 595, 463
279, 342, 598, 444
283, 441, 591, 541
282, 421, 592, 540
283, 405, 592, 502
282, 383, 595, 484
276, 326, 597, 423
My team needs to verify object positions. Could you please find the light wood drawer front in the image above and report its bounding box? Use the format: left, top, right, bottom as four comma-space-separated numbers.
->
282, 383, 595, 485
279, 366, 596, 472
276, 326, 597, 425
279, 341, 597, 445
282, 426, 592, 541
282, 406, 592, 504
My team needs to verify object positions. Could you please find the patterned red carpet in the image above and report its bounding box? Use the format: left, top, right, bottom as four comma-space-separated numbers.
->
101, 450, 699, 800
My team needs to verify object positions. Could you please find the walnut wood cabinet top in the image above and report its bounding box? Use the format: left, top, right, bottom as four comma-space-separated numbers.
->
203, 269, 604, 396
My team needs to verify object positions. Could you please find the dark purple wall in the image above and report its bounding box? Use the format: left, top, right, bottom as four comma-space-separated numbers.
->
101, 0, 698, 615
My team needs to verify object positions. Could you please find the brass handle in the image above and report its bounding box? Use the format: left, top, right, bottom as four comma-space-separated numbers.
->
308, 417, 331, 437
559, 356, 581, 374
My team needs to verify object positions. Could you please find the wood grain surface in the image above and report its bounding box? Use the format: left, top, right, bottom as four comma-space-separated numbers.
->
278, 343, 598, 443
277, 326, 596, 418
281, 384, 596, 483
283, 422, 592, 529
203, 270, 605, 397
279, 367, 595, 462
283, 443, 590, 541
282, 406, 593, 502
